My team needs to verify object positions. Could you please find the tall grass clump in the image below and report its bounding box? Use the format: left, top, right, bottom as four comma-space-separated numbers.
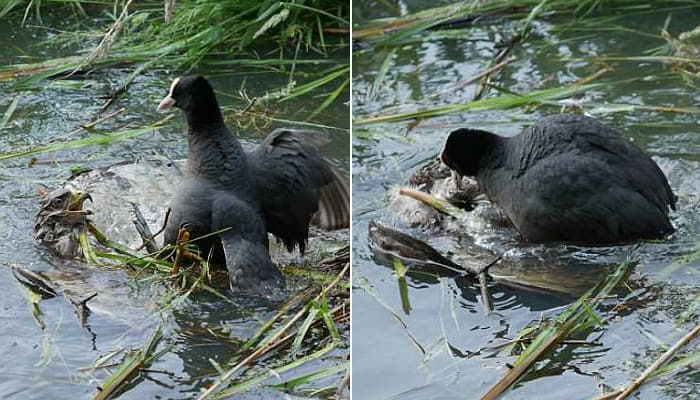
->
0, 0, 350, 120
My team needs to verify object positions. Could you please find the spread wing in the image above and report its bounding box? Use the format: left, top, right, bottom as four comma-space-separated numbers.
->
246, 129, 349, 254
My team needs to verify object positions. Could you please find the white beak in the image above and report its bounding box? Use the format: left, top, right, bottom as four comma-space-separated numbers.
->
157, 95, 175, 112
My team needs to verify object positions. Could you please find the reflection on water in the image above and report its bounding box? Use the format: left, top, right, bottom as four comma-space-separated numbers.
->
353, 3, 699, 399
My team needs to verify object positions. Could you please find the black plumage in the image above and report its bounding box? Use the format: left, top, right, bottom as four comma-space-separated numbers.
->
440, 114, 676, 244
158, 75, 349, 292
247, 129, 349, 254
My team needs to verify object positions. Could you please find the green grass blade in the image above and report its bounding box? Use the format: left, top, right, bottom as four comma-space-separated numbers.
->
307, 76, 349, 121
0, 115, 172, 162
367, 48, 396, 101
269, 362, 348, 392
291, 306, 320, 354
0, 96, 20, 130
280, 65, 349, 102
218, 342, 338, 397
354, 83, 603, 125
478, 257, 633, 400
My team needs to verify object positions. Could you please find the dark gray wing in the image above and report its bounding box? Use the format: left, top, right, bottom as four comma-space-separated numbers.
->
518, 114, 676, 213
246, 129, 350, 254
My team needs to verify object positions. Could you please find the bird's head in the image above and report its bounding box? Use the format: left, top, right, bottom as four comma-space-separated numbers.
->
34, 186, 93, 258
157, 75, 219, 114
439, 128, 499, 180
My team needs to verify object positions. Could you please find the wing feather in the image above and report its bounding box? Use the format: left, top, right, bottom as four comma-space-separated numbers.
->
247, 129, 349, 254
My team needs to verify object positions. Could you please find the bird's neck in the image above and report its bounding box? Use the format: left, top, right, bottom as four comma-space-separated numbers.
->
186, 124, 250, 189
475, 135, 507, 195
185, 101, 225, 131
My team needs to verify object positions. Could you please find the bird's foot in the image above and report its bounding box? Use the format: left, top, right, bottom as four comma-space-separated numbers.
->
171, 224, 205, 279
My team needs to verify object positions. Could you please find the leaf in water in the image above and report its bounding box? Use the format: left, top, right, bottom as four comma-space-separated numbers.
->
478, 257, 634, 400
93, 325, 163, 400
38, 332, 52, 367
269, 362, 348, 392
354, 274, 426, 354
291, 306, 320, 354
661, 240, 700, 276
0, 96, 19, 130
420, 337, 447, 367
368, 48, 397, 101
393, 258, 412, 315
219, 343, 338, 396
677, 293, 700, 325
208, 358, 225, 375
279, 65, 349, 102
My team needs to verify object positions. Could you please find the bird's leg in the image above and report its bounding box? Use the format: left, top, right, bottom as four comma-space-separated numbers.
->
171, 223, 204, 277
171, 226, 190, 276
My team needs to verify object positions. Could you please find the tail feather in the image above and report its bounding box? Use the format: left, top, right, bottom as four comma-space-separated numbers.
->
315, 161, 350, 230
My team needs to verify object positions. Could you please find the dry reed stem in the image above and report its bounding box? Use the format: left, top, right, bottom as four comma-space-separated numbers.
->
196, 262, 349, 399
164, 0, 175, 23
613, 323, 700, 400
73, 0, 133, 76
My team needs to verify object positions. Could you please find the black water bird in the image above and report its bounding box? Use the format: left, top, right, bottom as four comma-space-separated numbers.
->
440, 114, 676, 244
157, 75, 349, 292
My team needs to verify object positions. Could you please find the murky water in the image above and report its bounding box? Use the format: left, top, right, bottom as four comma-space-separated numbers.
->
352, 3, 699, 400
0, 10, 349, 400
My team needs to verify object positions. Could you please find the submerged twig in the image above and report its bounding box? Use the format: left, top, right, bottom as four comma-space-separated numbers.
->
130, 203, 159, 254
336, 363, 350, 400
149, 207, 171, 243
479, 271, 492, 314
479, 256, 501, 314
68, 292, 98, 327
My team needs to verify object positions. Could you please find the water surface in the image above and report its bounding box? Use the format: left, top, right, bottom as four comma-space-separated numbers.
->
352, 3, 699, 399
0, 10, 349, 399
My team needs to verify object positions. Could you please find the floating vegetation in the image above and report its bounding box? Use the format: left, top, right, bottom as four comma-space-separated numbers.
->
353, 2, 699, 400
92, 325, 165, 400
0, 1, 350, 398
26, 199, 350, 398
353, 0, 700, 42
354, 0, 700, 127
0, 0, 350, 123
479, 256, 634, 400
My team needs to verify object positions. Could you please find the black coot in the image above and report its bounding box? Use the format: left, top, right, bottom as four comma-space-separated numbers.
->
440, 114, 676, 244
157, 75, 349, 292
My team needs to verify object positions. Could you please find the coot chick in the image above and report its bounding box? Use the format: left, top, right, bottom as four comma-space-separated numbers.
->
440, 114, 676, 244
35, 187, 92, 258
157, 75, 349, 292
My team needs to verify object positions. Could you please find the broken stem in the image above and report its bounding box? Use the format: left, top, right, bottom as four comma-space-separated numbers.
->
613, 323, 700, 400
